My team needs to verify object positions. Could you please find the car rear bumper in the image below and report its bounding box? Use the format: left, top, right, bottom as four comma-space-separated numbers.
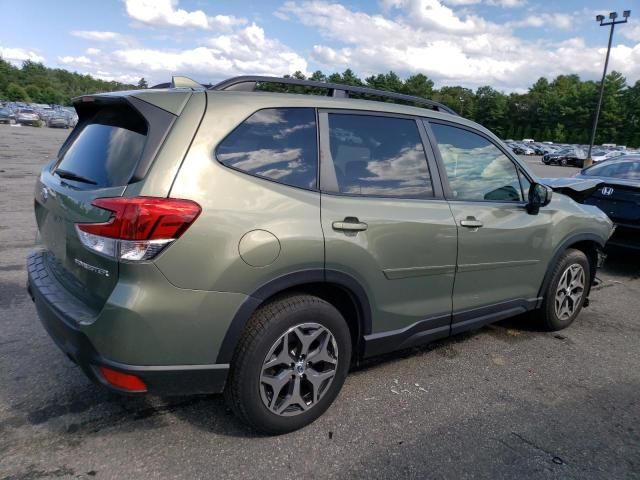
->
27, 251, 229, 395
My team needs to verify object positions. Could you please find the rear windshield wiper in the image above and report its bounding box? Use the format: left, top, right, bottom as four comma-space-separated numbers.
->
55, 169, 97, 185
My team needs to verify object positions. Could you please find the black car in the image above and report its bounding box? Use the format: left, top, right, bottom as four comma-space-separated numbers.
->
576, 156, 640, 250
0, 107, 16, 124
542, 147, 587, 168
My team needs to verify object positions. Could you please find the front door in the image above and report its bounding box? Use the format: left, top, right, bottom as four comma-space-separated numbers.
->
426, 121, 553, 333
319, 111, 457, 354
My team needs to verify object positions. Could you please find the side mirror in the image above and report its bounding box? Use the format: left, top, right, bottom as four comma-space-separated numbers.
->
527, 183, 552, 215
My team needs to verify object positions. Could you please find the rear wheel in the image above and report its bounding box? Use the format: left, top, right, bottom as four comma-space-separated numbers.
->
225, 294, 351, 434
538, 249, 590, 331
560, 158, 568, 166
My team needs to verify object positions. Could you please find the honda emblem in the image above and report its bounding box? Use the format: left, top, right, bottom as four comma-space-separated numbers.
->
601, 187, 614, 196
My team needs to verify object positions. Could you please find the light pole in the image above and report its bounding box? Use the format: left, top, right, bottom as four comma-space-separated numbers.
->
585, 10, 631, 167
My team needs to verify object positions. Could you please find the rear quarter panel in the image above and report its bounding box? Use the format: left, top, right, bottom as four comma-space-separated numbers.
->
155, 93, 324, 294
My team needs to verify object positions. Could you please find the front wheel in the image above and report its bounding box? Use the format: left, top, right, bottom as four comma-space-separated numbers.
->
560, 158, 568, 166
225, 294, 352, 434
538, 249, 590, 331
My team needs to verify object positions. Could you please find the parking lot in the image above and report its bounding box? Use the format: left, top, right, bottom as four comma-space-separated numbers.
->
1, 125, 639, 479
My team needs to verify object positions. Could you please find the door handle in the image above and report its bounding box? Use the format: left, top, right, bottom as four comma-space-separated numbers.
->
332, 217, 368, 232
460, 217, 483, 228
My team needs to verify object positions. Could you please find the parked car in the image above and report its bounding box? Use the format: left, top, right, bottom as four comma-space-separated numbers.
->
507, 142, 535, 155
27, 75, 613, 434
529, 144, 547, 155
0, 107, 16, 124
576, 156, 640, 250
520, 144, 536, 155
15, 108, 40, 126
591, 150, 625, 163
47, 114, 70, 129
542, 147, 587, 167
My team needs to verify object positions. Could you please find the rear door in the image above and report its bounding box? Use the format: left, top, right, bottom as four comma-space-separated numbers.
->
319, 111, 457, 350
34, 96, 173, 310
425, 120, 553, 331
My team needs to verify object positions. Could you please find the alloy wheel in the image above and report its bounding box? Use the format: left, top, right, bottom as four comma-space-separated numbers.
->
555, 264, 585, 321
260, 323, 339, 416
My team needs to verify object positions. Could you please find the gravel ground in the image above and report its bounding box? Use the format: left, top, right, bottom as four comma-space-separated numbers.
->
0, 125, 639, 480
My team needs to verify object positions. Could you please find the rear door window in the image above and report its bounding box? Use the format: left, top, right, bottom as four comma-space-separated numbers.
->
216, 108, 318, 190
322, 113, 433, 198
54, 104, 147, 188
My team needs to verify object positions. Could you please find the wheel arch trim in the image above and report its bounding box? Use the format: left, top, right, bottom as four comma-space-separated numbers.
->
537, 232, 605, 302
215, 269, 372, 363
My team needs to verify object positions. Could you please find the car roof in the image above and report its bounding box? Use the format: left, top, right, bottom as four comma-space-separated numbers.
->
206, 89, 483, 131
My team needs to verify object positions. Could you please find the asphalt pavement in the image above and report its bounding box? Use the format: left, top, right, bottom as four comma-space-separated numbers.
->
1, 125, 638, 479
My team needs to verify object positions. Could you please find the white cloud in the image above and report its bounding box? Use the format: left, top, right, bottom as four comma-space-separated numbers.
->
108, 23, 307, 82
71, 30, 134, 46
59, 55, 93, 65
0, 47, 45, 64
45, 0, 637, 92
124, 0, 246, 30
279, 1, 640, 91
509, 13, 573, 30
485, 0, 526, 7
440, 0, 482, 5
438, 0, 526, 6
621, 24, 640, 42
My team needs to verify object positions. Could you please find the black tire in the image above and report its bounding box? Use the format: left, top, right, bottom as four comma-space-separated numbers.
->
538, 248, 590, 331
225, 294, 352, 434
560, 158, 568, 166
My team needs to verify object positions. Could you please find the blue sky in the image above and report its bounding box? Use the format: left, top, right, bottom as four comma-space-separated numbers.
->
1, 0, 638, 91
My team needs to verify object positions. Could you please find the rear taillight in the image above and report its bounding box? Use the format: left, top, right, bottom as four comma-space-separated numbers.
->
98, 366, 147, 392
76, 197, 201, 262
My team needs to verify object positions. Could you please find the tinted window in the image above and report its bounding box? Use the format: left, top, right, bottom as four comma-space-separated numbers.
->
430, 123, 523, 202
217, 108, 317, 190
325, 114, 432, 198
54, 105, 147, 188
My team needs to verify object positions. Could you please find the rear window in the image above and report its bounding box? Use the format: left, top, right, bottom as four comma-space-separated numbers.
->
54, 104, 147, 188
216, 108, 318, 190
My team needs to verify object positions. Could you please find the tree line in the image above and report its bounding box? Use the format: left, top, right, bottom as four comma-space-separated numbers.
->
1, 57, 638, 147
0, 58, 136, 106
267, 70, 639, 147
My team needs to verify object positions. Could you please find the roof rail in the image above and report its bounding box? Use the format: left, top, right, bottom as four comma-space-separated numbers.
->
210, 75, 458, 115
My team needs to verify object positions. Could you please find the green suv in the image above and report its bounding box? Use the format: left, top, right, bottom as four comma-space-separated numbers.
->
27, 76, 613, 434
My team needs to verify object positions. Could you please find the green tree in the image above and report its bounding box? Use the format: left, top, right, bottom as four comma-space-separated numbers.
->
553, 123, 566, 142
309, 70, 327, 82
436, 86, 475, 117
25, 85, 42, 103
474, 86, 507, 137
137, 77, 148, 89
403, 73, 434, 99
41, 87, 63, 105
5, 83, 30, 102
